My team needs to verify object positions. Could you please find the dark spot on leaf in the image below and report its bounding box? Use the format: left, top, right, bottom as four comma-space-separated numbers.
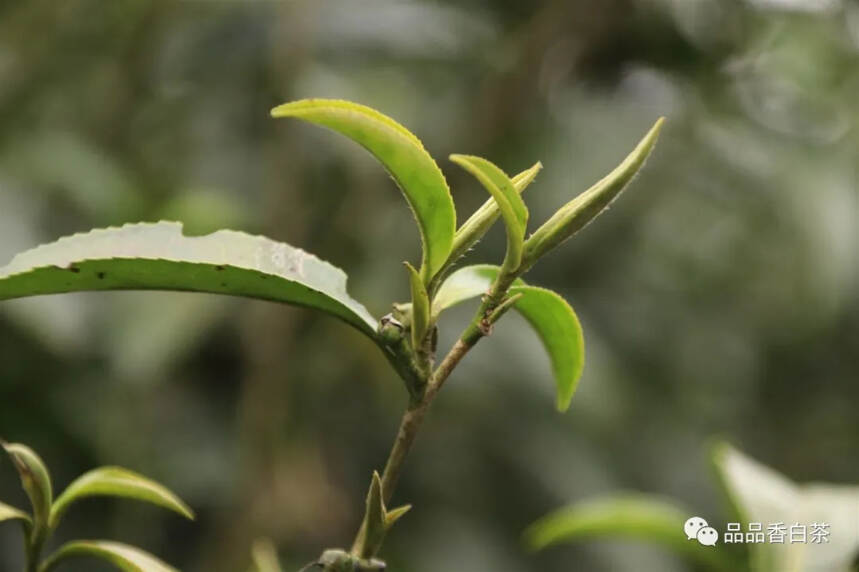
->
68, 266, 80, 273
221, 283, 227, 287
215, 265, 225, 271
96, 272, 106, 280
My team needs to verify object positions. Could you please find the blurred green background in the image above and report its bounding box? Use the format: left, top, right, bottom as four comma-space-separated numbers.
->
1, 1, 857, 571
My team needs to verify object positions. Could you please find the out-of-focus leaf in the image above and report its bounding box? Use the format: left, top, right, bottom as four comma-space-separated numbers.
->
794, 487, 859, 572
448, 161, 542, 266
2, 442, 52, 533
433, 265, 584, 411
0, 222, 377, 337
713, 443, 859, 572
0, 501, 31, 528
449, 155, 528, 271
523, 118, 664, 267
105, 293, 227, 382
271, 99, 456, 283
50, 466, 194, 530
250, 539, 283, 572
1, 131, 142, 221
159, 188, 254, 237
405, 262, 430, 349
384, 504, 412, 530
40, 540, 177, 572
524, 495, 734, 571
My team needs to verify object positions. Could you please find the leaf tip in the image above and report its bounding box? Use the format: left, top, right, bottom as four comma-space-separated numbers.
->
384, 504, 412, 529
269, 101, 298, 118
555, 394, 573, 413
448, 153, 469, 166
179, 502, 196, 521
643, 117, 666, 149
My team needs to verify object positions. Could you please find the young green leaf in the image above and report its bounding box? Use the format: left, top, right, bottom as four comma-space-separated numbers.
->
271, 99, 456, 283
0, 500, 32, 541
0, 222, 377, 337
524, 495, 735, 572
353, 471, 387, 560
449, 155, 528, 273
713, 443, 859, 572
351, 471, 410, 562
250, 539, 283, 572
434, 265, 584, 411
0, 501, 31, 525
522, 118, 664, 268
40, 540, 177, 572
432, 264, 513, 314
404, 262, 430, 351
2, 442, 52, 534
50, 466, 194, 530
448, 161, 542, 267
513, 286, 584, 410
384, 504, 412, 530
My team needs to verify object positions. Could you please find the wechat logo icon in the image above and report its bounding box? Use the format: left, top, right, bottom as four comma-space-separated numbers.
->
685, 516, 718, 546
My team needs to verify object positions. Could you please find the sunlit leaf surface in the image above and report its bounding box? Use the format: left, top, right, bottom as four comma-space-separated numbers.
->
434, 264, 584, 410
449, 161, 542, 266
271, 99, 456, 282
0, 222, 377, 337
523, 118, 664, 265
449, 155, 528, 271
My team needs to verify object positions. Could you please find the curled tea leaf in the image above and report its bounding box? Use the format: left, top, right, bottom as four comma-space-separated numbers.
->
272, 99, 456, 283
523, 118, 664, 267
449, 155, 528, 273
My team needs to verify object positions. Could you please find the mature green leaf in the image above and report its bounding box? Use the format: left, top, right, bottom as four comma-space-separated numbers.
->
2, 442, 52, 533
522, 118, 664, 267
50, 466, 194, 530
524, 495, 734, 571
449, 155, 528, 272
40, 540, 177, 572
404, 262, 430, 350
713, 443, 859, 572
271, 99, 456, 283
250, 539, 283, 572
434, 265, 584, 411
448, 161, 541, 267
0, 222, 377, 337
